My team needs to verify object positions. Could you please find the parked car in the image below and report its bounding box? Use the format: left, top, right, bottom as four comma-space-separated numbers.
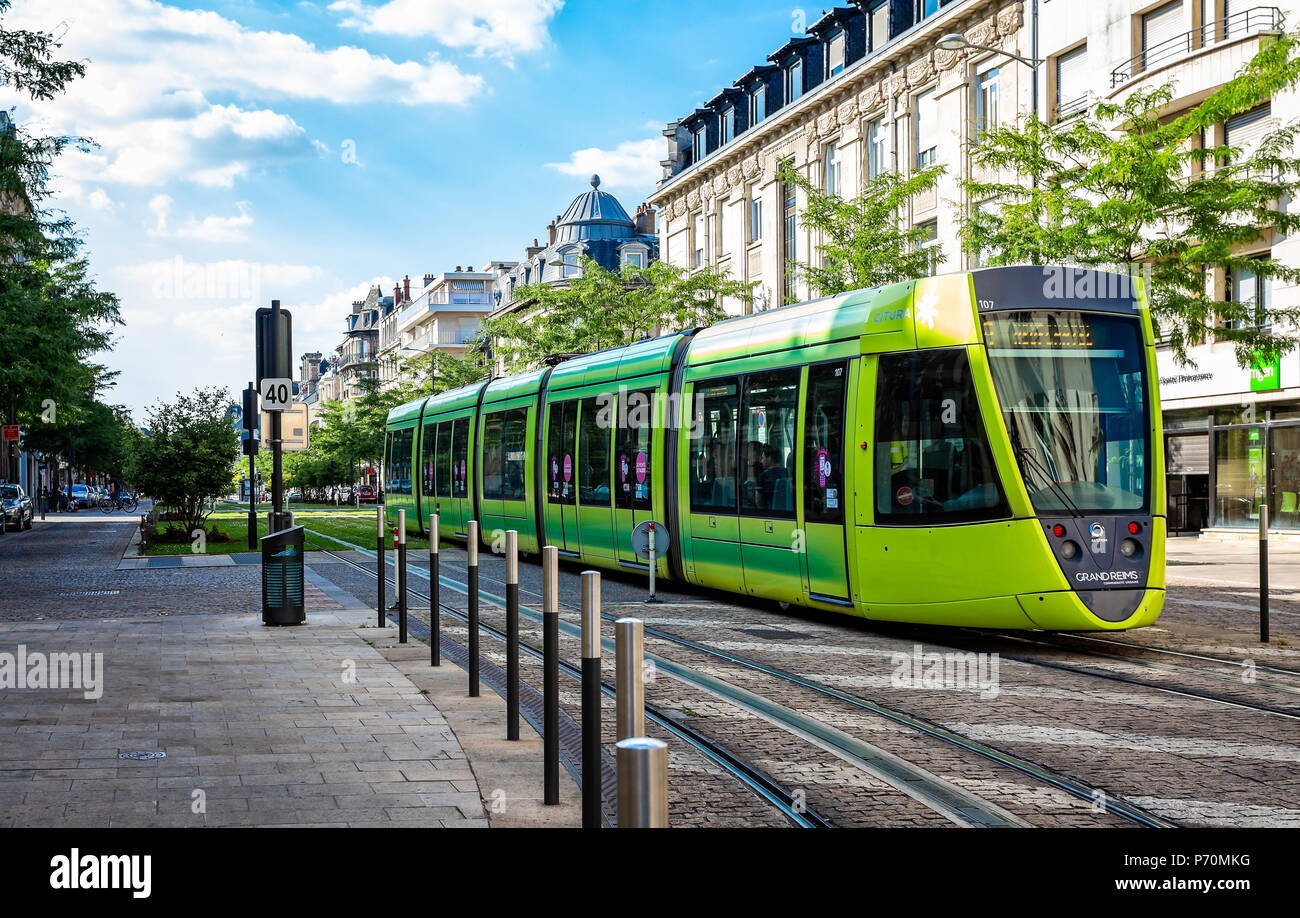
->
0, 485, 33, 531
356, 484, 377, 503
70, 483, 89, 508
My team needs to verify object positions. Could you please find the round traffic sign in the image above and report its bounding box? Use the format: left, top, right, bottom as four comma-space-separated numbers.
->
631, 520, 670, 560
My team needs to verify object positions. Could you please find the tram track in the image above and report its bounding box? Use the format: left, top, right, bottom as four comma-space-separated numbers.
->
314, 544, 830, 828
303, 528, 1172, 828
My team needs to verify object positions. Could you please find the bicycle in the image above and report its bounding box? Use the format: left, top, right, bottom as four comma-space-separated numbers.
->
103, 493, 140, 514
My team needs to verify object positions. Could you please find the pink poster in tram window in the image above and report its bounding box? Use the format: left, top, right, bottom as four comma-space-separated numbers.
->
619, 454, 629, 490
635, 451, 647, 484
816, 448, 829, 487
563, 454, 572, 482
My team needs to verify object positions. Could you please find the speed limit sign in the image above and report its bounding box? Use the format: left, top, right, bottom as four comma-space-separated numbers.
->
260, 377, 293, 411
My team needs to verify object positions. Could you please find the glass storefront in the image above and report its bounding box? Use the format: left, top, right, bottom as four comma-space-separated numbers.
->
1198, 406, 1300, 529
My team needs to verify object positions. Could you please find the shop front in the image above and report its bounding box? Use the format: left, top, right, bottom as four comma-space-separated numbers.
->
1158, 344, 1300, 538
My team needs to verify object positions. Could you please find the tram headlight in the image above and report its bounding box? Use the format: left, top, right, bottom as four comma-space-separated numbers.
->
1060, 540, 1080, 560
1120, 538, 1139, 558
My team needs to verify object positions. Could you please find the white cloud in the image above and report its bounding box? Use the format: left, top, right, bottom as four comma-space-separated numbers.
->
148, 194, 173, 234
546, 137, 663, 193
331, 0, 564, 58
148, 200, 255, 243
86, 188, 115, 210
2, 0, 486, 190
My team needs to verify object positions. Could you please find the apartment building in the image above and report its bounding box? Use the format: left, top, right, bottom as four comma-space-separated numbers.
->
649, 0, 1298, 535
376, 267, 512, 390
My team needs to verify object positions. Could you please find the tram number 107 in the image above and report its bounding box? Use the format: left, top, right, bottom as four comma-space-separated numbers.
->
260, 377, 293, 411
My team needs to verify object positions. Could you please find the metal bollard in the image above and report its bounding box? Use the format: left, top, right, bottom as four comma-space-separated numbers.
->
542, 545, 559, 806
376, 506, 386, 628
467, 520, 480, 697
1261, 503, 1270, 644
429, 512, 440, 666
615, 737, 668, 828
397, 509, 408, 644
615, 618, 645, 742
505, 530, 520, 741
581, 570, 602, 829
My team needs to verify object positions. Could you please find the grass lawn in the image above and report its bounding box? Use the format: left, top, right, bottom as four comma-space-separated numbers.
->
144, 512, 426, 555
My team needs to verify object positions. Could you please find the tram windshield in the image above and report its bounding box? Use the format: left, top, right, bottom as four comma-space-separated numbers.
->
982, 310, 1148, 514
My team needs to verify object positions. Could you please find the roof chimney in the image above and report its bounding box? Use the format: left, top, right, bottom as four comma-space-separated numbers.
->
424, 273, 435, 288
547, 220, 557, 246
402, 274, 410, 302
635, 203, 656, 236
393, 283, 401, 306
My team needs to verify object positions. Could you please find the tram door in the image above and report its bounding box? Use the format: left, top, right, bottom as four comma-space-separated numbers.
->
802, 361, 851, 601
614, 388, 655, 567
420, 421, 437, 534
738, 368, 803, 604
545, 401, 579, 554
576, 398, 614, 561
434, 418, 470, 538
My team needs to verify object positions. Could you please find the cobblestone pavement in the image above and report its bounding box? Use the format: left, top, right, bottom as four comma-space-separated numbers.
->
0, 517, 262, 620
0, 518, 486, 828
300, 532, 1300, 828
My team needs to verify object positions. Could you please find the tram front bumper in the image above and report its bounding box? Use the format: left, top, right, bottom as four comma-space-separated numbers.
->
1016, 587, 1164, 631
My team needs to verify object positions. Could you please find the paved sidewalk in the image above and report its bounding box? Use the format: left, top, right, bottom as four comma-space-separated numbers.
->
0, 610, 486, 828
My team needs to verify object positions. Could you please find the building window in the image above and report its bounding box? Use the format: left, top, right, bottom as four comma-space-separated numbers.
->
787, 59, 803, 101
869, 1, 890, 53
1228, 256, 1271, 330
749, 192, 763, 243
922, 0, 941, 17
623, 250, 644, 270
915, 90, 937, 167
562, 250, 580, 278
782, 173, 798, 303
824, 141, 842, 196
1055, 43, 1089, 121
693, 214, 706, 269
867, 119, 887, 180
722, 106, 735, 145
750, 84, 766, 125
694, 125, 707, 162
1225, 103, 1271, 159
1141, 1, 1184, 73
827, 29, 846, 77
917, 220, 939, 275
975, 65, 999, 138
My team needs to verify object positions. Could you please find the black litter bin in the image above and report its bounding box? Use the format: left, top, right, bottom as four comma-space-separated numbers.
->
262, 525, 306, 626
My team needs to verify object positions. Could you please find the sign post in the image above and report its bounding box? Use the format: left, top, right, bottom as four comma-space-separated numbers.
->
631, 520, 670, 604
256, 301, 293, 533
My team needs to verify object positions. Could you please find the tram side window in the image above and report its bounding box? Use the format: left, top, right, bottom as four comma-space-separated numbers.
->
387, 428, 414, 496
435, 422, 452, 498
740, 369, 800, 516
874, 350, 1007, 524
578, 398, 612, 507
421, 423, 436, 497
482, 412, 507, 500
547, 402, 576, 505
451, 418, 469, 497
616, 389, 654, 510
805, 363, 847, 524
502, 409, 528, 501
691, 379, 740, 514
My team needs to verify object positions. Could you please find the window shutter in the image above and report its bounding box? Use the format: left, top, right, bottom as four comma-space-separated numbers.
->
1143, 1, 1184, 57
1056, 44, 1088, 115
1225, 104, 1271, 154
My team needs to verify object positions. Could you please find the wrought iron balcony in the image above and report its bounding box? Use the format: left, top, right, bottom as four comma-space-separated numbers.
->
1111, 6, 1285, 88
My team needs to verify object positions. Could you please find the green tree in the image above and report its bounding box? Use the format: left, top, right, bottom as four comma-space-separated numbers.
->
481, 257, 754, 371
135, 389, 239, 535
960, 30, 1300, 365
779, 161, 946, 297
393, 348, 488, 397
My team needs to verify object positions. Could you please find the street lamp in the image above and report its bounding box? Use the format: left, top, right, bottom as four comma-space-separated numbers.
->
937, 32, 1041, 69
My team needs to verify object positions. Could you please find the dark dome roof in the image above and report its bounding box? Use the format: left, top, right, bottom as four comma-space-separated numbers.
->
555, 175, 636, 243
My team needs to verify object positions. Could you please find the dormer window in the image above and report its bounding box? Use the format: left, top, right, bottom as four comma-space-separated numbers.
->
694, 125, 708, 162
562, 250, 580, 278
827, 29, 846, 77
750, 84, 766, 125
722, 106, 735, 144
787, 59, 803, 101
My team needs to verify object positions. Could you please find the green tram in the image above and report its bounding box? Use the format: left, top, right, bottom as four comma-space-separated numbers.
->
384, 265, 1164, 631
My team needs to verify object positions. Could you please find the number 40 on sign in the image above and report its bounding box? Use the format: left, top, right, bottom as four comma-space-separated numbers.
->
260, 378, 293, 411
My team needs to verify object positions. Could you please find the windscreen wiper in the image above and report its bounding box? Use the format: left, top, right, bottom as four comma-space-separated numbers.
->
1009, 425, 1084, 519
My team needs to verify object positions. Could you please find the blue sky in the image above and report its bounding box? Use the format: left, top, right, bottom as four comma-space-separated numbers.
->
1, 0, 809, 417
